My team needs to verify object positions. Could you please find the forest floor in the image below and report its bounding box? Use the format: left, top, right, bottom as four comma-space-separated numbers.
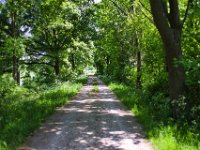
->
19, 76, 153, 150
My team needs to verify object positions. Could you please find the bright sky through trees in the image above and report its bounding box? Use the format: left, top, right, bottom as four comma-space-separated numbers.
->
0, 0, 199, 149
94, 0, 102, 4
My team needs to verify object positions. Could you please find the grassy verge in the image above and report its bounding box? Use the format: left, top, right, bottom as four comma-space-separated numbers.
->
91, 85, 99, 93
107, 82, 200, 150
0, 77, 87, 150
91, 79, 99, 93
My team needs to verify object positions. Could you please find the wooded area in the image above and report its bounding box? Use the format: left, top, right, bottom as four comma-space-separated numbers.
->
0, 0, 199, 149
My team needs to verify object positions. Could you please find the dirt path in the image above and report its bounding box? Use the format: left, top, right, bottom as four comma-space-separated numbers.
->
20, 76, 154, 150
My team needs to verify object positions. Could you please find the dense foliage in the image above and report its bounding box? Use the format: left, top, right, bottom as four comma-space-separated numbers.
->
94, 0, 200, 123
94, 0, 200, 149
0, 0, 92, 148
0, 0, 199, 149
0, 76, 86, 149
0, 0, 95, 84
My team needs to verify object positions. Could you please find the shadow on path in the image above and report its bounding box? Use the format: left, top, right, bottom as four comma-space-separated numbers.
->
20, 76, 153, 150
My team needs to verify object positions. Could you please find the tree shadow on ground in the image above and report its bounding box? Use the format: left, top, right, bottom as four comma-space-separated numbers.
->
20, 77, 152, 150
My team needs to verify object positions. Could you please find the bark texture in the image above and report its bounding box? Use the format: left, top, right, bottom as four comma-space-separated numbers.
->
149, 0, 185, 117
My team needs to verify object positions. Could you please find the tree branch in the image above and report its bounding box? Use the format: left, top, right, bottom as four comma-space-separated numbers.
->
138, 0, 152, 15
27, 49, 55, 59
139, 8, 154, 24
181, 0, 192, 29
136, 0, 154, 24
21, 61, 54, 67
107, 0, 154, 25
107, 0, 128, 16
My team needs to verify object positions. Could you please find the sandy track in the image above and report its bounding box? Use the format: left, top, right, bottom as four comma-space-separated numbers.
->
20, 76, 154, 150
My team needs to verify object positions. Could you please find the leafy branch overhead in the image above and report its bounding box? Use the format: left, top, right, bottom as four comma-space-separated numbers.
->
0, 0, 199, 149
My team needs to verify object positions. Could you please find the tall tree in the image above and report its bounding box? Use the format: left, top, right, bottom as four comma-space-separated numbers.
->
149, 0, 191, 117
26, 0, 80, 77
0, 0, 28, 84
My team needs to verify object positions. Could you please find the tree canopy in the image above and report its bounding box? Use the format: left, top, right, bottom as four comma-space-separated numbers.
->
0, 0, 200, 149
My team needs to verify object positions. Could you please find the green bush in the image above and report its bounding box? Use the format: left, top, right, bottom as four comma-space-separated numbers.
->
0, 74, 15, 97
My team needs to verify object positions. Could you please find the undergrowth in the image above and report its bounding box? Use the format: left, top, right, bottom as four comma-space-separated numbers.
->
0, 76, 87, 150
100, 75, 200, 150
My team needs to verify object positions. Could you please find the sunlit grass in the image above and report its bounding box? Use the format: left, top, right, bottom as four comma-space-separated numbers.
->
0, 78, 86, 150
91, 85, 99, 93
90, 78, 99, 93
108, 82, 200, 150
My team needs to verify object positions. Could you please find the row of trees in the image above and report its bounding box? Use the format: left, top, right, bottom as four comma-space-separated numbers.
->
0, 0, 199, 148
94, 0, 199, 119
0, 0, 199, 126
0, 0, 95, 86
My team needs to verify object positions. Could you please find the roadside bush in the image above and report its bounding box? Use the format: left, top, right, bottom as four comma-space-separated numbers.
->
0, 74, 15, 98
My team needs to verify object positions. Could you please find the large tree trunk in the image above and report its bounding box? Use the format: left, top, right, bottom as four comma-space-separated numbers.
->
149, 0, 185, 118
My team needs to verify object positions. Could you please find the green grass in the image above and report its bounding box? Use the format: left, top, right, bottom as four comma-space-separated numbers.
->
108, 82, 200, 150
91, 85, 99, 93
92, 79, 98, 86
90, 78, 99, 93
0, 78, 86, 150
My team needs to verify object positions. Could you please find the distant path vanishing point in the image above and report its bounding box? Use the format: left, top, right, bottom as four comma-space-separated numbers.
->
20, 76, 154, 150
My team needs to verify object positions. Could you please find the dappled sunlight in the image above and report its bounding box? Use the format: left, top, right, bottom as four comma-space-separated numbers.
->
20, 76, 153, 150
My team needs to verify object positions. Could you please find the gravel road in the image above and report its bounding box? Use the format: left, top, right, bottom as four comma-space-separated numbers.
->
20, 76, 154, 150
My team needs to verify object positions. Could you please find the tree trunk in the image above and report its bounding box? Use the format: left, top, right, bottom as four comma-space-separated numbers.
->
11, 0, 19, 84
119, 44, 126, 83
129, 0, 142, 89
136, 51, 142, 89
12, 53, 17, 81
71, 53, 75, 71
54, 58, 60, 76
135, 36, 142, 89
149, 0, 185, 118
106, 55, 110, 74
12, 55, 20, 85
16, 57, 20, 85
